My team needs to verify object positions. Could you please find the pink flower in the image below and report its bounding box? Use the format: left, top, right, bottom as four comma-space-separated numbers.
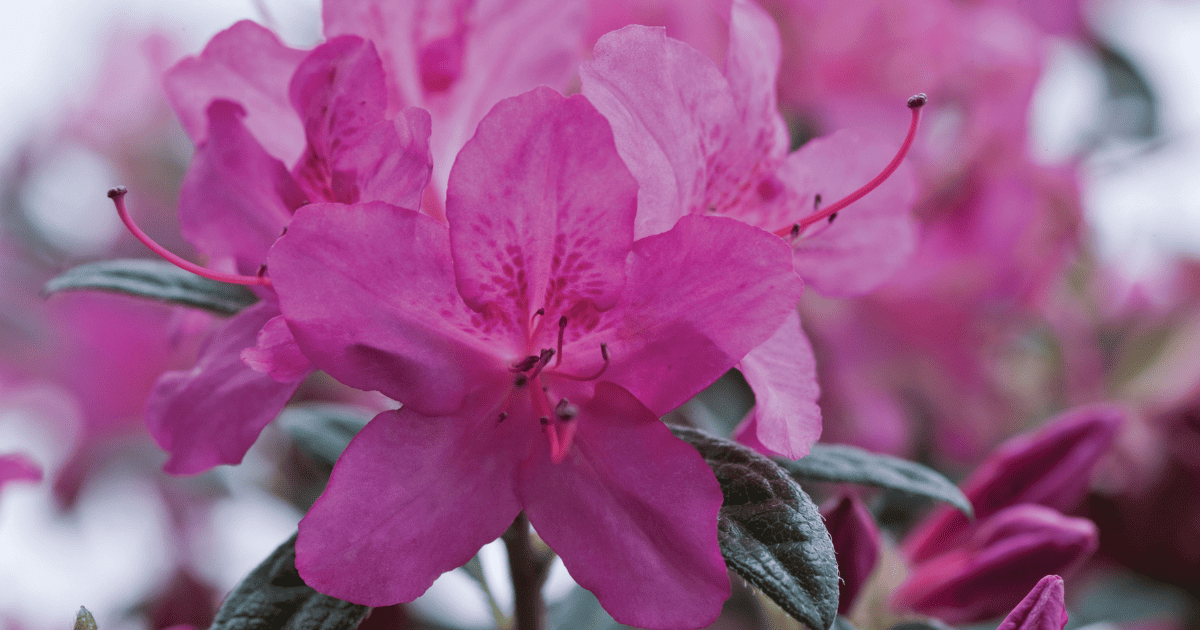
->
997, 575, 1069, 630
893, 504, 1096, 624
267, 87, 804, 628
579, 0, 920, 458
132, 31, 432, 474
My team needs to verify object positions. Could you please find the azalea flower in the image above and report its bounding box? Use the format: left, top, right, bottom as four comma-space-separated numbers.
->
579, 0, 922, 458
266, 87, 804, 628
0, 452, 42, 494
119, 32, 432, 474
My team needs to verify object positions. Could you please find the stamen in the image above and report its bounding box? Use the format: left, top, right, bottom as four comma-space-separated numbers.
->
109, 187, 272, 287
554, 398, 579, 420
773, 93, 926, 238
530, 308, 545, 329
527, 348, 555, 379
510, 355, 540, 373
556, 343, 610, 381
814, 193, 822, 210
555, 316, 567, 367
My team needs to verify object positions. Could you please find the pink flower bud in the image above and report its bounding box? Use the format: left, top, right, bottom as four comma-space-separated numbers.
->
893, 505, 1097, 624
0, 452, 42, 494
820, 492, 881, 614
906, 404, 1122, 562
996, 575, 1068, 630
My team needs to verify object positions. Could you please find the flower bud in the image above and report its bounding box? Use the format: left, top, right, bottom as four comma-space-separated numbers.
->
996, 575, 1068, 630
905, 404, 1122, 562
820, 492, 881, 614
893, 505, 1097, 624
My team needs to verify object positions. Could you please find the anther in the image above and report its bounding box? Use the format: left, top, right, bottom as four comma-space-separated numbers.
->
527, 348, 555, 379
557, 343, 610, 381
496, 412, 508, 424
555, 316, 568, 367
814, 194, 822, 210
773, 93, 926, 238
510, 355, 540, 373
828, 212, 837, 224
554, 398, 579, 421
789, 224, 800, 240
109, 187, 272, 287
530, 307, 545, 329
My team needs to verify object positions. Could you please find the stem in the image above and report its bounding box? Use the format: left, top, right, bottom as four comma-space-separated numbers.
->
502, 513, 552, 630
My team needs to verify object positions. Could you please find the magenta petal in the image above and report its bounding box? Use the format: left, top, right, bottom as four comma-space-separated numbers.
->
178, 100, 307, 272
296, 405, 525, 606
736, 309, 821, 458
240, 315, 313, 382
820, 492, 881, 615
0, 452, 43, 492
724, 0, 789, 165
581, 26, 740, 239
905, 404, 1122, 562
164, 21, 307, 165
446, 88, 636, 325
583, 214, 803, 416
289, 36, 432, 208
779, 129, 918, 297
518, 382, 729, 629
894, 505, 1097, 625
147, 302, 303, 474
269, 201, 511, 414
997, 575, 1068, 630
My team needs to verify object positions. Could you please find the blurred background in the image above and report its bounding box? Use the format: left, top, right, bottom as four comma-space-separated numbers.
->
1, 0, 1200, 629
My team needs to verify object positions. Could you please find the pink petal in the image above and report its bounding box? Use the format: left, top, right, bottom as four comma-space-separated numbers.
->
580, 25, 742, 238
289, 36, 432, 209
724, 0, 789, 165
268, 201, 513, 415
177, 100, 306, 273
518, 382, 729, 629
164, 21, 307, 165
576, 214, 804, 417
147, 302, 303, 474
0, 453, 43, 492
446, 88, 636, 331
820, 492, 881, 615
997, 575, 1068, 630
778, 129, 919, 297
905, 404, 1122, 562
735, 309, 821, 459
296, 403, 525, 606
240, 315, 313, 382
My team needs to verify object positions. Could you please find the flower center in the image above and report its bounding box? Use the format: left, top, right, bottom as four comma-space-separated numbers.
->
773, 93, 926, 239
497, 315, 610, 464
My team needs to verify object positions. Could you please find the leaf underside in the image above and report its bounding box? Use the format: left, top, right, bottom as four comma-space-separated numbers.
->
278, 403, 373, 468
780, 444, 973, 517
43, 258, 259, 316
209, 533, 369, 630
672, 426, 839, 630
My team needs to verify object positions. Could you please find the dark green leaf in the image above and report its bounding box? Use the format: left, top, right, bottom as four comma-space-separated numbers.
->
779, 444, 973, 517
833, 616, 860, 630
278, 404, 373, 467
209, 533, 369, 630
43, 259, 259, 315
547, 586, 627, 630
672, 426, 839, 630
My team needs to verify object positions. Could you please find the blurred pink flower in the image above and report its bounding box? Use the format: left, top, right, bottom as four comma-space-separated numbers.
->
269, 87, 804, 628
819, 492, 880, 615
0, 452, 42, 493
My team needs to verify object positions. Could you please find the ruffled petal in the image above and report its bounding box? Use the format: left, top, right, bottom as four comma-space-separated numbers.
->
268, 201, 511, 414
580, 25, 739, 238
289, 36, 432, 209
518, 382, 728, 629
147, 302, 303, 474
164, 21, 307, 165
777, 129, 919, 297
725, 0, 789, 165
177, 100, 306, 272
575, 214, 803, 417
446, 88, 636, 334
296, 403, 525, 606
735, 309, 821, 459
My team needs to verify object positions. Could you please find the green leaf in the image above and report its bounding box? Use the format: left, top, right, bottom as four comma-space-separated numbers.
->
43, 259, 259, 315
779, 444, 973, 517
278, 404, 373, 467
210, 533, 370, 630
672, 426, 839, 630
833, 616, 860, 630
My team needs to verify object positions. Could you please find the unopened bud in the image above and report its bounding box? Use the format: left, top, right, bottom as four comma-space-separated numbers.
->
820, 493, 880, 614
